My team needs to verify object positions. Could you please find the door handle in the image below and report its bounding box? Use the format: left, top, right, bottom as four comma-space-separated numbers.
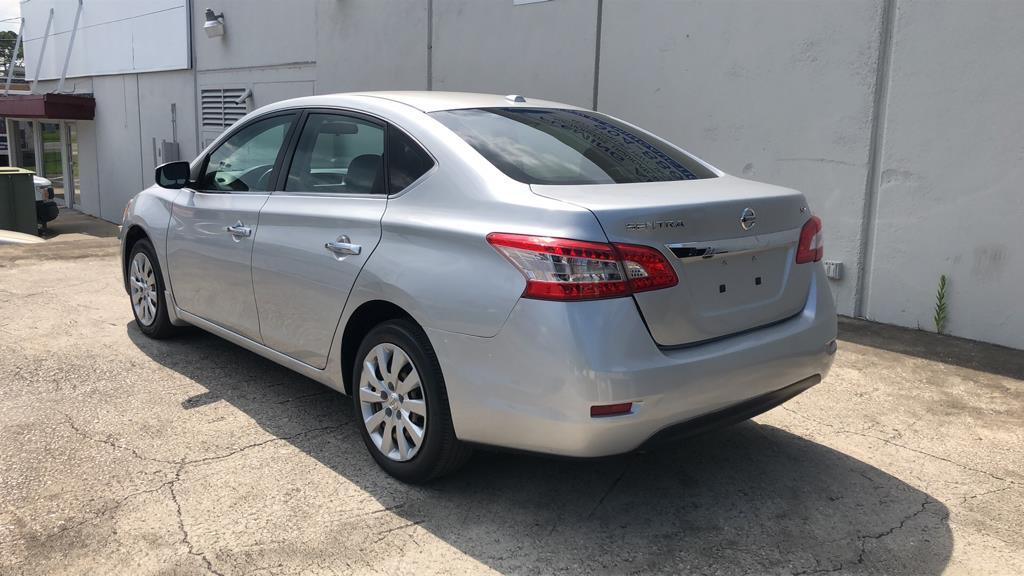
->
226, 221, 252, 238
325, 235, 361, 256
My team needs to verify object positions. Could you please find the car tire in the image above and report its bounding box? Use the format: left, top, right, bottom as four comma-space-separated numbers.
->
353, 319, 472, 483
128, 239, 178, 339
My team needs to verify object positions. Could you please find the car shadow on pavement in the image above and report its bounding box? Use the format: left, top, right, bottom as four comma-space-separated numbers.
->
129, 324, 952, 575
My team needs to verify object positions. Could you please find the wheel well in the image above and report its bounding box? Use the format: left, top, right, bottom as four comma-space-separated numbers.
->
340, 300, 416, 395
122, 226, 150, 291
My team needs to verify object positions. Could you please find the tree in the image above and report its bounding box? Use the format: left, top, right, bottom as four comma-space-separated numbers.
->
0, 30, 23, 73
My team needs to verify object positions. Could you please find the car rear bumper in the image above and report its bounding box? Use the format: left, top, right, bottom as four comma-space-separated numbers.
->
426, 267, 837, 458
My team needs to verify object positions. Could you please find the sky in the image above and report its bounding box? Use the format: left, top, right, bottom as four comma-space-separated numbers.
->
0, 0, 20, 33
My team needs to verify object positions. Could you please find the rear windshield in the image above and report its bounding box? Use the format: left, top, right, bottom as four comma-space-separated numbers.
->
431, 107, 716, 185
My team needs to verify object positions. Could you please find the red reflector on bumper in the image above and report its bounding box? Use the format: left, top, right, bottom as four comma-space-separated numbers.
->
590, 402, 633, 417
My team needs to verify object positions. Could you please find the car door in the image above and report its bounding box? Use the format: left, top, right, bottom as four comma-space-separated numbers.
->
252, 112, 435, 368
166, 112, 298, 341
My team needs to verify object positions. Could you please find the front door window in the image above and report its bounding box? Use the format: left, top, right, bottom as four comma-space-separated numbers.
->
198, 114, 296, 192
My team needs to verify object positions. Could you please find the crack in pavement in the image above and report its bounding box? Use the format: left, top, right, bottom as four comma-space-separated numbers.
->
0, 477, 177, 548
855, 498, 940, 566
275, 390, 333, 405
168, 467, 225, 576
371, 520, 424, 546
59, 410, 346, 470
779, 406, 1019, 487
791, 498, 939, 575
2, 422, 347, 551
60, 411, 182, 466
958, 485, 1014, 506
586, 454, 637, 520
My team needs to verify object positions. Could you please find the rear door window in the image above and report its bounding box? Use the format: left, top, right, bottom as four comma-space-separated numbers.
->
431, 108, 715, 185
285, 113, 385, 195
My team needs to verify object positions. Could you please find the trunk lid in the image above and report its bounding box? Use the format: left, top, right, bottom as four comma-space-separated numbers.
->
532, 175, 814, 347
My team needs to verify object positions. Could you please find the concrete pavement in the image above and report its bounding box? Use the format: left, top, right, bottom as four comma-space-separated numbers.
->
0, 218, 1021, 575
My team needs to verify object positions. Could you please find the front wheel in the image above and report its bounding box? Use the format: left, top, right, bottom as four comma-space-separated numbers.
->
128, 239, 177, 339
353, 319, 471, 482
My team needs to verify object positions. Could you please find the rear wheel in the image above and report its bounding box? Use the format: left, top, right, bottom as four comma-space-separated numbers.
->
128, 239, 177, 339
353, 319, 471, 482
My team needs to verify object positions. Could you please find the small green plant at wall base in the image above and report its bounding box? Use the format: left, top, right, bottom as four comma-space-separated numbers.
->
933, 274, 948, 334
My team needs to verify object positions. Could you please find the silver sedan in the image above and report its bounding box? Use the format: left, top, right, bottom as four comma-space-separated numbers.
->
120, 91, 837, 482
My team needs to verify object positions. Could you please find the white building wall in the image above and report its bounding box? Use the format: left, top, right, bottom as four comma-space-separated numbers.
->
91, 74, 145, 222
598, 0, 883, 318
75, 120, 101, 218
195, 65, 316, 147
138, 70, 200, 186
21, 0, 189, 80
194, 1, 316, 72
431, 0, 598, 107
314, 0, 430, 93
864, 0, 1024, 349
20, 0, 1022, 348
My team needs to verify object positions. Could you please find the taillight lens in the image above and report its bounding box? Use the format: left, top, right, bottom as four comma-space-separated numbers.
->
796, 215, 823, 264
486, 233, 678, 301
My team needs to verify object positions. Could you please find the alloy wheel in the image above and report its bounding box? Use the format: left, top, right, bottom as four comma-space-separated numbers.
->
358, 342, 428, 462
130, 252, 159, 326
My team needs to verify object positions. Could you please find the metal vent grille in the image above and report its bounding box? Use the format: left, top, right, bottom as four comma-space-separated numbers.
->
200, 87, 248, 129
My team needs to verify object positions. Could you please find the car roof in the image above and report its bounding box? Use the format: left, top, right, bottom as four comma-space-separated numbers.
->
353, 91, 584, 112
267, 91, 580, 113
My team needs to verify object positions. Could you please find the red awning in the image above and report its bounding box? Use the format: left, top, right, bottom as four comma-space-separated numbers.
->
0, 93, 95, 120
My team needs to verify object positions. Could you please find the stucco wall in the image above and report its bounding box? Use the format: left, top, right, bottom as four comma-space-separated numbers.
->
598, 0, 884, 318
91, 75, 145, 223
314, 0, 430, 93
32, 0, 1020, 348
863, 0, 1024, 348
431, 0, 598, 107
194, 1, 316, 72
138, 70, 200, 188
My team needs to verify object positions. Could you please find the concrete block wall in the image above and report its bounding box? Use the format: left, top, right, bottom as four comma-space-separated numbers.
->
50, 0, 1021, 349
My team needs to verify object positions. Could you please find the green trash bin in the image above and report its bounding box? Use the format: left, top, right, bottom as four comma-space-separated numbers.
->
0, 167, 38, 235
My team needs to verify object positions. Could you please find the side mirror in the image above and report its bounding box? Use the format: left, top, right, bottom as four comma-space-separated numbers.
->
155, 161, 192, 189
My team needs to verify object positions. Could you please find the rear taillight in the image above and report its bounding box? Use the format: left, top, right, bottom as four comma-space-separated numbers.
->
487, 233, 678, 301
796, 215, 823, 264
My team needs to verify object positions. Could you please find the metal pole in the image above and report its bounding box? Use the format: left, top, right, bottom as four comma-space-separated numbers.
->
4, 17, 24, 95
31, 8, 54, 92
57, 0, 84, 93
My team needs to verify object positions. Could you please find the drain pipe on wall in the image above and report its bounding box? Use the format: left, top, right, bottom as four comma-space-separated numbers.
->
854, 0, 897, 319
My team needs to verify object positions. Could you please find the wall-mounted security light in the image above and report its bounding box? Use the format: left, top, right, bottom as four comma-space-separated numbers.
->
204, 9, 225, 38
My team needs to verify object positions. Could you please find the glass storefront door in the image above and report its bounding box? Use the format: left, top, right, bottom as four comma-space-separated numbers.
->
66, 123, 80, 207
4, 119, 80, 209
40, 122, 64, 206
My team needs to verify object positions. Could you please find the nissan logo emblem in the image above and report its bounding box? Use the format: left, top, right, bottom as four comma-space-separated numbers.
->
740, 208, 757, 231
